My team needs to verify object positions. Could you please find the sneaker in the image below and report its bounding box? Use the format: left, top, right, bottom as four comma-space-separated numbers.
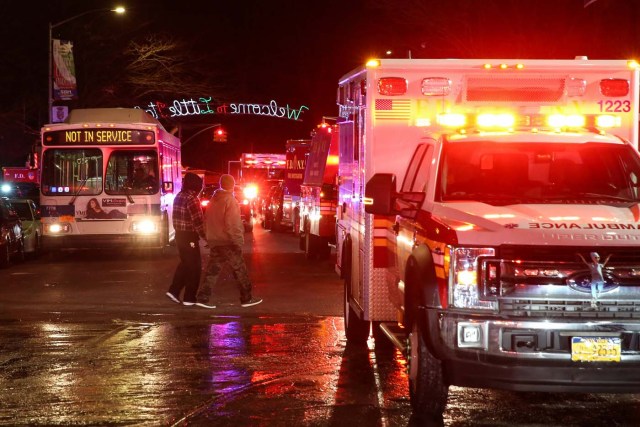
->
240, 297, 263, 308
182, 301, 196, 306
166, 292, 180, 304
195, 302, 217, 309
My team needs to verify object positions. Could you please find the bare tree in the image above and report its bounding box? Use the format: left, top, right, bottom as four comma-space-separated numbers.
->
123, 34, 226, 100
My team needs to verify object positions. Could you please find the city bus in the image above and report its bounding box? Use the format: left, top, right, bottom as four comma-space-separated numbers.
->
39, 108, 182, 252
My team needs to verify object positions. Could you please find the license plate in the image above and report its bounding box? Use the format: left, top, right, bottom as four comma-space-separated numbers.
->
571, 337, 621, 362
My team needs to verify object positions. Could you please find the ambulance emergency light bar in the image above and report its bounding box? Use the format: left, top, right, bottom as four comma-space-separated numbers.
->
368, 59, 637, 132
241, 153, 286, 168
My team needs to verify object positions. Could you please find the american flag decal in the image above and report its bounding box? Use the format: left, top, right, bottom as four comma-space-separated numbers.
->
375, 98, 411, 120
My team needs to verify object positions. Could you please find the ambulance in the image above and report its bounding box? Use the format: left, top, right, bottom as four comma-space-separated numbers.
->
335, 57, 640, 418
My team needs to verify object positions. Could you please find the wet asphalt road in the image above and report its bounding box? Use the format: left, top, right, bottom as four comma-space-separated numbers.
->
1, 222, 640, 426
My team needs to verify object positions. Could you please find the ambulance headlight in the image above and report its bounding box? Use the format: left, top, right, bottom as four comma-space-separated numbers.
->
45, 223, 71, 234
450, 247, 496, 310
131, 219, 159, 234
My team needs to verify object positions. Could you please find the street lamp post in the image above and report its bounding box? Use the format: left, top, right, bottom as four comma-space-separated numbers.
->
48, 6, 125, 123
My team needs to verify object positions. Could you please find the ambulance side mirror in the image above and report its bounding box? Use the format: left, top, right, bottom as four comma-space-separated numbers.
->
364, 173, 396, 215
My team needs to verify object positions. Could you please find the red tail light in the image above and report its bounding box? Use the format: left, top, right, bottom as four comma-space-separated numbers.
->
600, 79, 630, 97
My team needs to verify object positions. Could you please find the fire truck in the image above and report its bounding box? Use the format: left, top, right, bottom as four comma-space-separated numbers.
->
263, 140, 310, 232
239, 152, 286, 222
335, 57, 640, 419
298, 123, 339, 259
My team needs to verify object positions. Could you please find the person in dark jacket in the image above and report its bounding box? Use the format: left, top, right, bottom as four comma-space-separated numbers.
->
195, 174, 262, 308
166, 172, 206, 305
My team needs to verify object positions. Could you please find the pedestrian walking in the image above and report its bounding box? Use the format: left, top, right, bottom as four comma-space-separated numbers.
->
166, 172, 206, 306
196, 174, 262, 308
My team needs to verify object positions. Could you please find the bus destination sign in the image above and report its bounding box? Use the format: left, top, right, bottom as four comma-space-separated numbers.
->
43, 129, 155, 146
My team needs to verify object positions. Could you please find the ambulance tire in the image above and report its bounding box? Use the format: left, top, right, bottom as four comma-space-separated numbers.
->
317, 237, 331, 260
299, 219, 307, 251
343, 261, 370, 344
272, 208, 284, 232
292, 209, 300, 236
304, 230, 318, 259
408, 315, 448, 420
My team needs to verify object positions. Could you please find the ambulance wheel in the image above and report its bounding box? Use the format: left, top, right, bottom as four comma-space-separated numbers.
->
273, 208, 284, 232
318, 237, 331, 260
292, 209, 300, 235
343, 267, 370, 344
408, 315, 448, 419
305, 230, 318, 259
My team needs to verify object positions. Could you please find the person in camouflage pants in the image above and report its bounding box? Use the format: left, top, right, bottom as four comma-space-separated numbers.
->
195, 174, 262, 308
198, 245, 252, 304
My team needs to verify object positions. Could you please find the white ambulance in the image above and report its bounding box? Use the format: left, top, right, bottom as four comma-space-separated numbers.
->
335, 57, 640, 419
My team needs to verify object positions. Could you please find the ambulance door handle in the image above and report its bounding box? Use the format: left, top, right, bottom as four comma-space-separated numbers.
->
393, 221, 400, 235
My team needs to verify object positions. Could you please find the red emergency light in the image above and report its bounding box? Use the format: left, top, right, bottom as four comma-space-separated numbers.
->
377, 77, 407, 96
600, 79, 630, 97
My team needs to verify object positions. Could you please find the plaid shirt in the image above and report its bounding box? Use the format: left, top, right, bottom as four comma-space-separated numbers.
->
172, 189, 205, 238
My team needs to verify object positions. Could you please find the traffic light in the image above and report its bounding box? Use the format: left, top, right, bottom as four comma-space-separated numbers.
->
213, 128, 227, 143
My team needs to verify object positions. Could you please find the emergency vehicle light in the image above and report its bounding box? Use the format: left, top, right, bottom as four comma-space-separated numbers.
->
600, 79, 630, 97
378, 77, 407, 96
595, 115, 621, 128
437, 113, 466, 128
476, 113, 515, 129
421, 77, 452, 96
547, 114, 585, 128
366, 59, 380, 68
243, 185, 258, 200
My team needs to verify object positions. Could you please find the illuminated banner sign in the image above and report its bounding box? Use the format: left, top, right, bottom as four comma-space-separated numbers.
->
43, 129, 155, 146
52, 39, 78, 101
135, 98, 309, 121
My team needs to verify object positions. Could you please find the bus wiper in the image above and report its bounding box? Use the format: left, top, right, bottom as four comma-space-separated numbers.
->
69, 176, 90, 205
123, 184, 135, 204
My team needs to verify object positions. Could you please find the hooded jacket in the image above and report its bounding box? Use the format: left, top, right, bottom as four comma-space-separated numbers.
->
205, 188, 244, 247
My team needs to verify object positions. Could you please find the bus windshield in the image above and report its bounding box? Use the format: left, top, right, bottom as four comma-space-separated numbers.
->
41, 149, 102, 196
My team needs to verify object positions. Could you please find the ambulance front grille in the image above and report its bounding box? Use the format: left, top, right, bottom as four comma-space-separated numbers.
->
485, 245, 640, 319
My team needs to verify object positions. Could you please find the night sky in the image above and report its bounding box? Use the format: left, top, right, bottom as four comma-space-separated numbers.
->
1, 0, 639, 170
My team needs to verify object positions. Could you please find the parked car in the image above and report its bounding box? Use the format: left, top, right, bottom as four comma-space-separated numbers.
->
198, 185, 253, 233
0, 197, 24, 267
8, 198, 41, 257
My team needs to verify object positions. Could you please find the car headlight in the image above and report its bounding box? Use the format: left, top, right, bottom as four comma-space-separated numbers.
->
450, 247, 496, 310
131, 219, 159, 234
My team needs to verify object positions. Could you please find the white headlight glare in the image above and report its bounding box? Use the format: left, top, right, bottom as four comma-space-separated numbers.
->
450, 247, 496, 310
132, 219, 158, 234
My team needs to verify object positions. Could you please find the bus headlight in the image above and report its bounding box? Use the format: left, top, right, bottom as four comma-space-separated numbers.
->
131, 219, 159, 234
45, 223, 71, 234
450, 247, 496, 310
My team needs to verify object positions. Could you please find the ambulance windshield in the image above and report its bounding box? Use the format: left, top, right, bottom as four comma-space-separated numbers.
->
439, 142, 640, 205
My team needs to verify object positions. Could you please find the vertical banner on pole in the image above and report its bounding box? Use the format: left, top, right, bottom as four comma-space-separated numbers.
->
52, 39, 78, 101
